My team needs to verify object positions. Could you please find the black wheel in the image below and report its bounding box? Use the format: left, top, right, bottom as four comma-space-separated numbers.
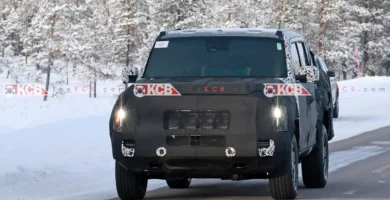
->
115, 161, 148, 200
269, 135, 299, 199
166, 178, 192, 189
301, 124, 329, 188
333, 101, 339, 118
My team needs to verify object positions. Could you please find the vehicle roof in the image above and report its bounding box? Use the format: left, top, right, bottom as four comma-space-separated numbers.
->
158, 28, 303, 40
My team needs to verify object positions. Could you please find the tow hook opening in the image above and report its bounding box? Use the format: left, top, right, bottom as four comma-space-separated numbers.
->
123, 140, 135, 148
149, 162, 162, 170
233, 163, 246, 170
231, 174, 242, 181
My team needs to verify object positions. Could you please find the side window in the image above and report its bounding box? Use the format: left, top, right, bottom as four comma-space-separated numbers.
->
290, 43, 301, 73
304, 43, 312, 66
297, 43, 309, 66
314, 57, 321, 69
320, 59, 329, 72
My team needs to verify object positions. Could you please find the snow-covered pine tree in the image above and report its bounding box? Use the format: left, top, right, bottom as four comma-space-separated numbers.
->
152, 0, 207, 29
3, 45, 25, 82
242, 0, 270, 28
110, 0, 156, 86
205, 0, 241, 28
320, 0, 358, 79
323, 0, 389, 77
23, 0, 76, 100
1, 0, 389, 86
111, 0, 138, 68
0, 0, 28, 79
263, 0, 320, 51
358, 0, 390, 76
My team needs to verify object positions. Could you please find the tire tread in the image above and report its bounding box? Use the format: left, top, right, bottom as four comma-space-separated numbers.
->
115, 162, 147, 200
269, 135, 298, 199
301, 125, 328, 188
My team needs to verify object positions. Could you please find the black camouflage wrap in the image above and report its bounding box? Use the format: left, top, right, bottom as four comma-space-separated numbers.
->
109, 78, 303, 176
111, 29, 321, 177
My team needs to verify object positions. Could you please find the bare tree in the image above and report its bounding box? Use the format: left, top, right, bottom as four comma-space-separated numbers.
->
318, 0, 325, 56
44, 14, 56, 101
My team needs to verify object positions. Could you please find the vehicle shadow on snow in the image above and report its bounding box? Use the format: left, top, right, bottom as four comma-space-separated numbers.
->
107, 180, 337, 200
334, 115, 382, 122
146, 182, 270, 199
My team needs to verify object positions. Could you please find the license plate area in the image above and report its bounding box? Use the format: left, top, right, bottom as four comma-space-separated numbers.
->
163, 110, 230, 130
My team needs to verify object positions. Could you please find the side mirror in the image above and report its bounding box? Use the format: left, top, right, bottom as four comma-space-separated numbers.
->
295, 75, 308, 83
122, 67, 139, 84
327, 71, 336, 77
296, 66, 320, 83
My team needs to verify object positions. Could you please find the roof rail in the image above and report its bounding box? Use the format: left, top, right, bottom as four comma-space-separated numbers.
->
276, 28, 299, 38
158, 28, 183, 39
276, 30, 283, 38
268, 23, 285, 29
159, 31, 166, 37
279, 28, 295, 31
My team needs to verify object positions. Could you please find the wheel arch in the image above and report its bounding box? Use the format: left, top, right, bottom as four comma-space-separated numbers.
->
323, 110, 332, 140
294, 119, 300, 150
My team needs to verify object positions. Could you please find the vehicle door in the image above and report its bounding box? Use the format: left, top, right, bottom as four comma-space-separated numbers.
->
319, 59, 337, 106
289, 39, 316, 150
295, 40, 318, 150
316, 57, 332, 110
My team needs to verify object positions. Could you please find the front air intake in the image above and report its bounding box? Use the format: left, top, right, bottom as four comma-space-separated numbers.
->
163, 110, 230, 130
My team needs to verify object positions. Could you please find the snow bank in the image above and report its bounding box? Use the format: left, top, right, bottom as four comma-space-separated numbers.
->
0, 75, 123, 132
0, 74, 166, 200
332, 76, 390, 142
0, 96, 116, 133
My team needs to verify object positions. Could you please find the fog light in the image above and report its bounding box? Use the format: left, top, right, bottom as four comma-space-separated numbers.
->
122, 141, 135, 157
258, 140, 275, 157
156, 147, 167, 157
225, 147, 236, 157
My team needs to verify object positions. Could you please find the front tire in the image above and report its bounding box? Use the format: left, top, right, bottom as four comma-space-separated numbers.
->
269, 135, 299, 199
301, 124, 329, 188
115, 161, 148, 200
166, 178, 192, 189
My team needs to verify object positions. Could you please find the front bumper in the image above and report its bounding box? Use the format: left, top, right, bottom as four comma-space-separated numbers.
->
111, 131, 291, 179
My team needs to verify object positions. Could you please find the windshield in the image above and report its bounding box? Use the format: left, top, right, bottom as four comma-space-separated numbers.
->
143, 37, 287, 78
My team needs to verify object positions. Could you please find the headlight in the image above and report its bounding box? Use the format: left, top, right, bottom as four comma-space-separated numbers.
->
113, 108, 126, 132
117, 108, 126, 120
272, 106, 288, 132
273, 107, 282, 119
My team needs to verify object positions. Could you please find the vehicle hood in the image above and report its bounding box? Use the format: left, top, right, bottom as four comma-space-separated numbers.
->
109, 77, 300, 135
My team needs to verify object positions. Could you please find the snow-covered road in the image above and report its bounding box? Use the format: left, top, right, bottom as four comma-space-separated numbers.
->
1, 77, 390, 200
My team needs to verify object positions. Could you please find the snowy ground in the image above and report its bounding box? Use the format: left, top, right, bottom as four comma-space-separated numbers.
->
1, 75, 390, 200
331, 76, 390, 142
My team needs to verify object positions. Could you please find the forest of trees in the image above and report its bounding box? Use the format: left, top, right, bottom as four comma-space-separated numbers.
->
0, 0, 389, 89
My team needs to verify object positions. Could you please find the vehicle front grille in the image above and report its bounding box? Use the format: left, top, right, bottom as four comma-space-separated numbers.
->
163, 110, 230, 130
